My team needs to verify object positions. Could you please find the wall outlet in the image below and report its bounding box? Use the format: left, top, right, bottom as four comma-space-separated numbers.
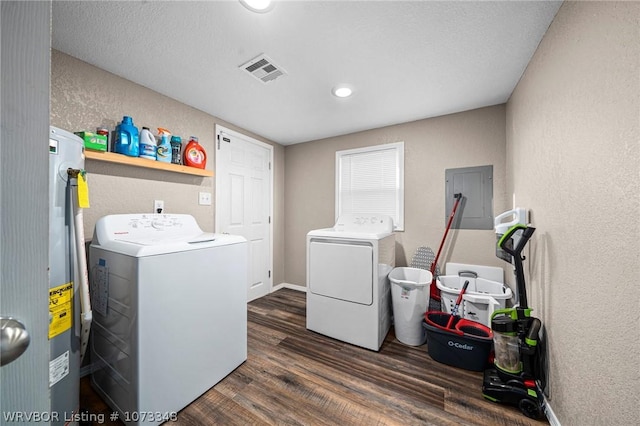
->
154, 200, 164, 213
198, 192, 212, 206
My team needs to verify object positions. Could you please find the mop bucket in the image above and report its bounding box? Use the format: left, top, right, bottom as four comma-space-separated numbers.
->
423, 311, 493, 371
389, 267, 432, 346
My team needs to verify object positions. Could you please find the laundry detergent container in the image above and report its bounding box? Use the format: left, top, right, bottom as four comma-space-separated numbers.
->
437, 275, 512, 328
389, 267, 432, 346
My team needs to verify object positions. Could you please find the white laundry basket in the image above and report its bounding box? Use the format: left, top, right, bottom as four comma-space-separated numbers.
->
389, 267, 432, 346
437, 275, 512, 328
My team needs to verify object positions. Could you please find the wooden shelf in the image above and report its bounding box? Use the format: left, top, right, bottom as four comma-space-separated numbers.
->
85, 150, 213, 177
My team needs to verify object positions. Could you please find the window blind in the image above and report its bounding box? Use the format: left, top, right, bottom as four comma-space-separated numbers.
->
336, 142, 404, 230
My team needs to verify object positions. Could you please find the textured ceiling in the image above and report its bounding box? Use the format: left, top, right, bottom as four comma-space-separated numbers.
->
51, 0, 561, 145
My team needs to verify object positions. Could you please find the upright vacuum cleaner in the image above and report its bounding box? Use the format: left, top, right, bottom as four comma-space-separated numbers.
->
482, 223, 545, 419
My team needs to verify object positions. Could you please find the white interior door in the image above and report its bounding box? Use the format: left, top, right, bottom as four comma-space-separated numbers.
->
215, 125, 273, 302
1, 0, 51, 416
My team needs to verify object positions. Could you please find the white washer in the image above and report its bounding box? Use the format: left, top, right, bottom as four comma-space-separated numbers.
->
306, 214, 395, 351
89, 214, 247, 425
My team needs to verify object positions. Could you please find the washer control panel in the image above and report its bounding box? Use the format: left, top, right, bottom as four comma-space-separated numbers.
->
96, 214, 201, 242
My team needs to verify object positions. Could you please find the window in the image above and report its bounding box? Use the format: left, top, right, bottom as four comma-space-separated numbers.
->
336, 142, 404, 230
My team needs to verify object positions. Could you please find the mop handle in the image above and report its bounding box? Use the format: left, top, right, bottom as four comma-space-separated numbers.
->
447, 280, 469, 329
433, 193, 462, 271
430, 193, 463, 299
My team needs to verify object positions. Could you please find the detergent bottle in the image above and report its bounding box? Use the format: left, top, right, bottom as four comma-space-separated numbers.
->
139, 127, 157, 160
114, 116, 140, 157
183, 136, 206, 169
156, 127, 172, 163
170, 136, 182, 165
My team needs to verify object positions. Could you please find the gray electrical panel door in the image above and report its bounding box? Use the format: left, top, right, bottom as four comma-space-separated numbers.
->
445, 165, 493, 230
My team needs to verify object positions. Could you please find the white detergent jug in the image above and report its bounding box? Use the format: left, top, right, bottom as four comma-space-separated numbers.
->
139, 127, 157, 160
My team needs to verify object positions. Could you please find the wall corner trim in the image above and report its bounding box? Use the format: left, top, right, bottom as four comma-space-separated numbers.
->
544, 395, 561, 426
272, 283, 307, 293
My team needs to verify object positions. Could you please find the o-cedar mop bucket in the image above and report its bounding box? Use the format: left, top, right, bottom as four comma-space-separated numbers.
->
423, 311, 493, 372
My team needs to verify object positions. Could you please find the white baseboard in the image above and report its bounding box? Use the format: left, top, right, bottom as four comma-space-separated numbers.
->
271, 282, 307, 293
544, 395, 560, 426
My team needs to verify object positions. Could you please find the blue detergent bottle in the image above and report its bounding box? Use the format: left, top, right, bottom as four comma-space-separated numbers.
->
114, 116, 140, 157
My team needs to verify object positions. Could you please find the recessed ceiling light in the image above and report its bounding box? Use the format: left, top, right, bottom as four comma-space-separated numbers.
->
240, 0, 274, 13
332, 85, 353, 98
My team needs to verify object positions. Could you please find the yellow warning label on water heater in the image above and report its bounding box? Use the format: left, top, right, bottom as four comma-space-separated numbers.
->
49, 282, 73, 339
77, 172, 90, 208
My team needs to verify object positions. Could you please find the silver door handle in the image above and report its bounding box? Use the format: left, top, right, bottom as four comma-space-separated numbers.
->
1, 317, 30, 366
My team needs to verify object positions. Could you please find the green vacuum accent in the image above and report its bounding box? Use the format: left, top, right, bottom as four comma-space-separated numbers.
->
525, 337, 538, 346
491, 307, 533, 321
497, 223, 527, 250
495, 363, 523, 374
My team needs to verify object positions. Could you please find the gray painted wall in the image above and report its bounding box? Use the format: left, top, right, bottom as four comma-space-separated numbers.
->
506, 1, 640, 424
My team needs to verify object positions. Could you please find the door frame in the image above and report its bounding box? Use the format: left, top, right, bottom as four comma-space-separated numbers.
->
214, 125, 274, 298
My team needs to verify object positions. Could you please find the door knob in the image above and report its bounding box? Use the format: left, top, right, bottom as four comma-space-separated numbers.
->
1, 317, 30, 366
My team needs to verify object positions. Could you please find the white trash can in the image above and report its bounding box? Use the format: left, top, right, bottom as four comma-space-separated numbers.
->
389, 267, 432, 346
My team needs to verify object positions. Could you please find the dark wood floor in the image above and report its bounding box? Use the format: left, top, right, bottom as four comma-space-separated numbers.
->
81, 289, 547, 425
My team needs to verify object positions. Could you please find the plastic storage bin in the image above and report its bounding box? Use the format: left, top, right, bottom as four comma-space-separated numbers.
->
437, 275, 512, 328
389, 267, 432, 346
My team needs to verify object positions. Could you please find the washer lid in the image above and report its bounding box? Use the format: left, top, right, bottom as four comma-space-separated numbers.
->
92, 214, 245, 256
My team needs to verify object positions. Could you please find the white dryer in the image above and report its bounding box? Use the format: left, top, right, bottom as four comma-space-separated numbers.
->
89, 214, 247, 425
306, 214, 395, 351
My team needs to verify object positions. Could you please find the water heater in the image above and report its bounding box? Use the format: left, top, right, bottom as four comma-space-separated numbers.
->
48, 126, 87, 424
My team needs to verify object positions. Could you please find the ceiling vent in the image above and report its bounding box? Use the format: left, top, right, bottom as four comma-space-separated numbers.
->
239, 54, 287, 84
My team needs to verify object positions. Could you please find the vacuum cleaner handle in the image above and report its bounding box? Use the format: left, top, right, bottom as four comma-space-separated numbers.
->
498, 224, 536, 308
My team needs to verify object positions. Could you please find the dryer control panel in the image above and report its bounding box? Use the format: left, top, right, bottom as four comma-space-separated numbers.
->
334, 214, 394, 233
